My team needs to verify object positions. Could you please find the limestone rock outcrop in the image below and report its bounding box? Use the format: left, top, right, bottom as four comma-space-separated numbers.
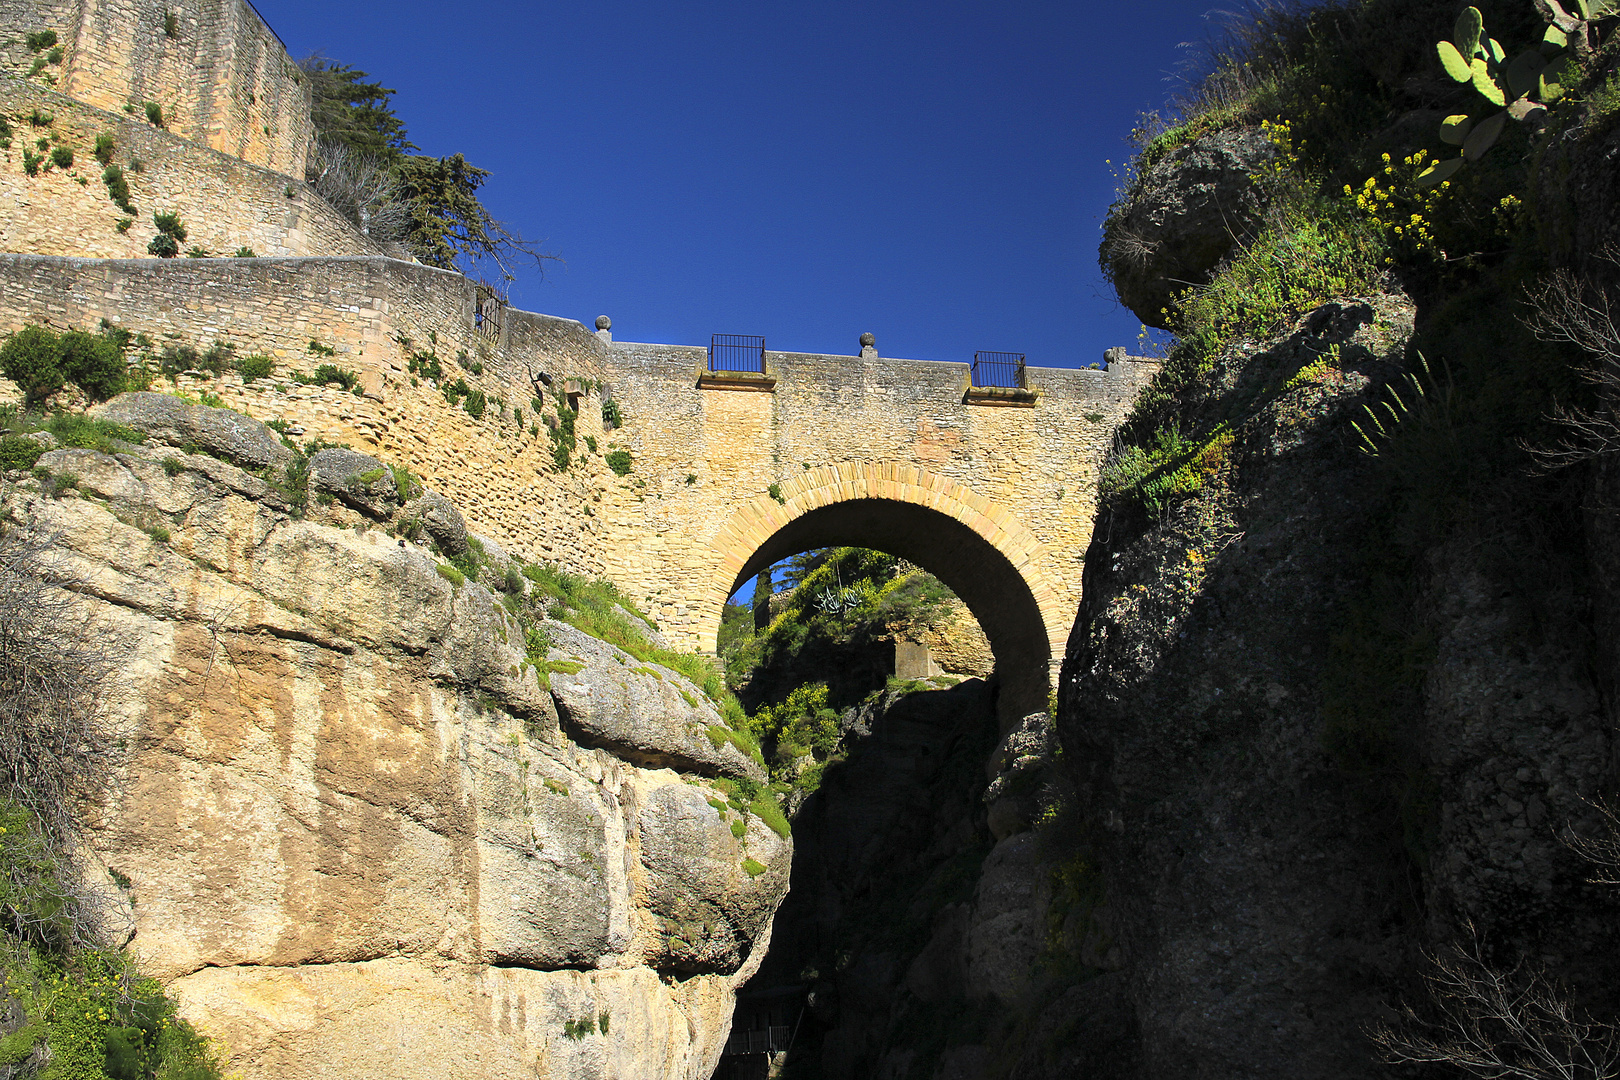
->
546, 621, 767, 783
1100, 126, 1275, 330
91, 391, 293, 470
7, 404, 791, 1080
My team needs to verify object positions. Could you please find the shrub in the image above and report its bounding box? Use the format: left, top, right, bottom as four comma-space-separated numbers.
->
151, 211, 187, 243
163, 9, 179, 36
143, 101, 163, 128
115, 217, 133, 233
102, 164, 134, 213
0, 327, 63, 404
198, 340, 233, 376
606, 449, 632, 476
92, 133, 116, 166
25, 110, 50, 128
20, 149, 41, 176
0, 438, 44, 472
233, 246, 256, 258
436, 563, 465, 588
303, 364, 358, 392
23, 30, 56, 52
236, 353, 274, 382
307, 339, 336, 357
146, 233, 178, 258
161, 457, 183, 476
463, 389, 486, 419
57, 329, 126, 402
602, 399, 623, 427
185, 246, 211, 258
48, 146, 72, 170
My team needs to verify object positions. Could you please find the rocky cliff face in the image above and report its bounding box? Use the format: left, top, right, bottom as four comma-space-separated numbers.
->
1062, 117, 1620, 1078
5, 396, 790, 1080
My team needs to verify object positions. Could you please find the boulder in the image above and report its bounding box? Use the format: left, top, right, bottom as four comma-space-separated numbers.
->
984, 710, 1053, 839
544, 621, 765, 783
1100, 125, 1275, 329
90, 392, 291, 470
636, 781, 790, 974
406, 490, 469, 557
964, 832, 1048, 1002
308, 448, 400, 519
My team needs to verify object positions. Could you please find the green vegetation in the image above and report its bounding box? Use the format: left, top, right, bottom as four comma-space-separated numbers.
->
605, 449, 632, 476
602, 399, 623, 428
547, 387, 576, 470
299, 57, 551, 278
146, 211, 186, 258
102, 165, 135, 215
24, 30, 56, 52
742, 857, 767, 877
93, 133, 116, 167
0, 438, 44, 472
143, 102, 163, 129
0, 325, 129, 406
49, 145, 71, 170
293, 364, 360, 394
236, 354, 275, 382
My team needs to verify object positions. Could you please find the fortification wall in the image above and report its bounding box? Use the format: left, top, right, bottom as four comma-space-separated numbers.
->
0, 81, 384, 259
0, 254, 623, 570
1, 0, 317, 176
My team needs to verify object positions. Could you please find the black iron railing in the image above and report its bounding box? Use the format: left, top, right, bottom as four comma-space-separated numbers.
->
972, 350, 1026, 389
710, 334, 766, 373
724, 1025, 792, 1055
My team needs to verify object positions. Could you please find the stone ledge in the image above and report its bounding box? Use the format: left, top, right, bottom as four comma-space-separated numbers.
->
697, 371, 777, 392
963, 385, 1040, 408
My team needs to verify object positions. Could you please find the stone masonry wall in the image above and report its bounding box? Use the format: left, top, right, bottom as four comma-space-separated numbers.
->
0, 80, 384, 259
0, 252, 1150, 672
0, 254, 617, 570
0, 0, 316, 176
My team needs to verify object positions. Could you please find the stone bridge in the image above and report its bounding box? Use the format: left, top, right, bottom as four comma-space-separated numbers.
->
0, 252, 1152, 721
594, 330, 1155, 718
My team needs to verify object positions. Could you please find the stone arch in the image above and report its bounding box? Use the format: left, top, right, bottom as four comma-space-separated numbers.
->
700, 462, 1069, 721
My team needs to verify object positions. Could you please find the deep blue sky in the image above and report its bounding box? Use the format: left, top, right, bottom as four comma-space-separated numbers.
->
259, 0, 1224, 368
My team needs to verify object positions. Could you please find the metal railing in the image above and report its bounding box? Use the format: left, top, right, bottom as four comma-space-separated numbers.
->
723, 1025, 792, 1055
971, 350, 1026, 389
710, 334, 766, 373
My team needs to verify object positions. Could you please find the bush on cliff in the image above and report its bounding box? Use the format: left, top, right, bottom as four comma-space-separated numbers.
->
0, 326, 126, 406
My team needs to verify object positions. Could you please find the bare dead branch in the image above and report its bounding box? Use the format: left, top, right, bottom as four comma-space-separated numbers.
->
306, 139, 412, 244
0, 518, 133, 949
1371, 924, 1620, 1079
1523, 250, 1620, 471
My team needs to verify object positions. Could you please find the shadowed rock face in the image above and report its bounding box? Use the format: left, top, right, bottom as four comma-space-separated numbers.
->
10, 399, 793, 1080
1100, 126, 1275, 330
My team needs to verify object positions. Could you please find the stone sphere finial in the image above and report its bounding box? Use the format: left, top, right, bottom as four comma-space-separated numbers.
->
595, 315, 612, 331
859, 332, 875, 347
